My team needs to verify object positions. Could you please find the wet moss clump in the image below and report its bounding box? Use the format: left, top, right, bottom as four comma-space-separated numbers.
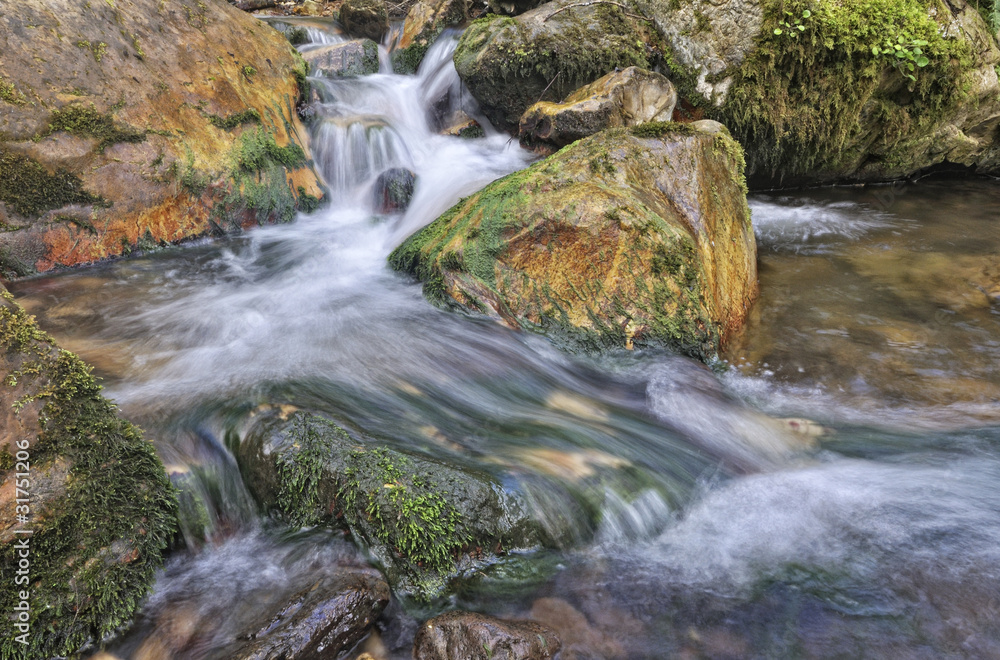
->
0, 291, 177, 659
46, 105, 146, 152
719, 0, 973, 180
208, 108, 262, 130
0, 148, 102, 218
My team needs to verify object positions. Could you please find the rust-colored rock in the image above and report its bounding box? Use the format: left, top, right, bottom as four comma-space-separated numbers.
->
390, 121, 758, 360
0, 0, 324, 277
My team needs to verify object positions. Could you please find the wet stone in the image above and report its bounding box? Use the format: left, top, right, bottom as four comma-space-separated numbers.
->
372, 168, 417, 213
302, 40, 380, 77
413, 611, 560, 660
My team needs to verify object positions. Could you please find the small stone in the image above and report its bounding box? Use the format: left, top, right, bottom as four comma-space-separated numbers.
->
414, 611, 560, 660
372, 167, 416, 213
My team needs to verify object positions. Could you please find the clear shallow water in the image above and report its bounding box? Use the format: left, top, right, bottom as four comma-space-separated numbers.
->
12, 24, 1000, 660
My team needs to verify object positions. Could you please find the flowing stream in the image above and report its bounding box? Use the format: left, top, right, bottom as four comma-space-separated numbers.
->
11, 24, 1000, 660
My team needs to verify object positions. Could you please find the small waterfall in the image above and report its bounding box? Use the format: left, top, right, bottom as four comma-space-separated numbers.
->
311, 117, 413, 203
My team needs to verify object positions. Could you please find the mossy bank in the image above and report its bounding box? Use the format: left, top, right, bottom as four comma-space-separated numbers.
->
0, 288, 176, 658
0, 0, 324, 277
454, 0, 1000, 185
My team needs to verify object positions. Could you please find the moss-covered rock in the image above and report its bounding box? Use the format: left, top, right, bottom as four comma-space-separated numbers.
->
302, 39, 381, 77
519, 66, 677, 149
0, 288, 176, 658
0, 0, 324, 277
234, 411, 545, 601
636, 0, 1000, 185
452, 0, 666, 131
339, 0, 390, 42
389, 121, 757, 360
391, 0, 470, 74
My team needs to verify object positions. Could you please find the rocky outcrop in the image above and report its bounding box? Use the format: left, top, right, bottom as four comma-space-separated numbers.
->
302, 39, 380, 77
389, 122, 758, 359
339, 0, 389, 42
414, 611, 561, 660
0, 289, 176, 659
642, 0, 1000, 185
452, 0, 665, 131
234, 410, 546, 600
519, 66, 677, 149
454, 0, 1000, 185
226, 571, 390, 660
391, 0, 470, 74
0, 0, 324, 277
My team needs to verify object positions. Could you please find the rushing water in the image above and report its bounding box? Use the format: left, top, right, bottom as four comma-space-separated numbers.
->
12, 21, 1000, 660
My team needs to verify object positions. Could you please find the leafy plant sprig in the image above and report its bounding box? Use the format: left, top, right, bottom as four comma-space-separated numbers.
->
774, 9, 812, 37
873, 37, 930, 81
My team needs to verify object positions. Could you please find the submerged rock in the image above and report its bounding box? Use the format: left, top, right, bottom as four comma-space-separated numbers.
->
235, 411, 545, 600
339, 0, 390, 42
519, 66, 677, 149
389, 122, 758, 360
453, 0, 665, 131
0, 0, 323, 277
373, 168, 417, 213
414, 611, 561, 660
391, 0, 470, 74
302, 39, 381, 77
224, 571, 390, 660
0, 289, 176, 659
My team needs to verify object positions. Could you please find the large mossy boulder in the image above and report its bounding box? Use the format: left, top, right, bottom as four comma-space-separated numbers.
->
389, 122, 758, 359
0, 289, 176, 658
338, 0, 390, 42
454, 0, 1000, 185
452, 0, 666, 131
234, 411, 545, 600
0, 0, 324, 278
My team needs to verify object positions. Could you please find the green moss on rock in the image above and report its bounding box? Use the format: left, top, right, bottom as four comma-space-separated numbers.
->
0, 148, 102, 218
208, 108, 262, 130
46, 105, 147, 152
0, 290, 177, 659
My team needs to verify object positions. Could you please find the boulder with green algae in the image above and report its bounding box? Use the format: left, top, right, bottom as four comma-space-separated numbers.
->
452, 0, 666, 131
389, 121, 758, 360
519, 66, 677, 149
0, 288, 176, 659
0, 0, 324, 278
234, 411, 545, 600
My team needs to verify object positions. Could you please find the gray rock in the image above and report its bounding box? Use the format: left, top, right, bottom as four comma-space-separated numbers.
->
372, 167, 416, 213
302, 40, 380, 77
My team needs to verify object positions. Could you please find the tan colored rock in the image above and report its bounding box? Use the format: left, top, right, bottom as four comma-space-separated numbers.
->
0, 0, 324, 277
520, 67, 677, 148
390, 122, 758, 360
414, 611, 560, 660
391, 0, 469, 73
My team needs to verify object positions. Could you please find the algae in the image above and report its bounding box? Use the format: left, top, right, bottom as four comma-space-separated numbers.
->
0, 148, 102, 218
46, 105, 146, 152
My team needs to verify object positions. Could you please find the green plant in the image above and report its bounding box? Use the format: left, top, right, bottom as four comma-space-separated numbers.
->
242, 65, 257, 79
773, 8, 812, 37
873, 37, 930, 81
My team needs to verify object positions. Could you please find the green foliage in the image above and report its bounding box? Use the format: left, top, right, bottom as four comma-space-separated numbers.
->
233, 127, 307, 173
275, 414, 339, 526
872, 37, 930, 81
207, 108, 262, 130
76, 40, 108, 61
242, 65, 258, 79
974, 0, 1000, 33
0, 78, 26, 106
0, 291, 177, 658
772, 8, 811, 37
286, 26, 309, 45
296, 186, 323, 213
0, 148, 102, 218
47, 105, 146, 152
